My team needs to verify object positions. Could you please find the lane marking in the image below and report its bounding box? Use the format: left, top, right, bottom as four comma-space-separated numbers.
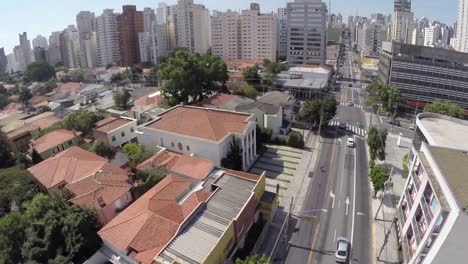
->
346, 196, 350, 216
330, 190, 335, 209
338, 200, 341, 209
351, 135, 357, 250
308, 222, 321, 264
334, 229, 337, 242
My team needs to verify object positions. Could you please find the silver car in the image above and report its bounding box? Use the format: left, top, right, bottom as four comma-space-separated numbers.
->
336, 237, 350, 263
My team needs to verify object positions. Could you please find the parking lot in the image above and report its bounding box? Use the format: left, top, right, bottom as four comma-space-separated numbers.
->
249, 144, 303, 197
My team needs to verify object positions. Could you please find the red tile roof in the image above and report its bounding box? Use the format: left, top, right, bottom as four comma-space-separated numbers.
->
202, 93, 237, 107
137, 150, 214, 181
94, 117, 132, 133
28, 146, 108, 189
146, 106, 251, 141
134, 95, 165, 107
98, 174, 209, 264
55, 82, 81, 94
31, 129, 82, 154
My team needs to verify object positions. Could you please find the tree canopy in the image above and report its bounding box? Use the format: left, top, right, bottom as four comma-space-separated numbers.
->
235, 85, 258, 99
297, 97, 337, 126
122, 143, 150, 168
63, 110, 101, 135
0, 167, 38, 215
242, 66, 260, 83
18, 86, 32, 104
113, 88, 132, 110
158, 50, 229, 105
288, 132, 304, 149
424, 99, 464, 118
0, 193, 102, 264
0, 130, 15, 169
91, 140, 115, 158
370, 165, 389, 196
236, 255, 270, 264
367, 127, 388, 162
222, 139, 243, 170
134, 167, 167, 196
366, 81, 400, 115
24, 61, 56, 82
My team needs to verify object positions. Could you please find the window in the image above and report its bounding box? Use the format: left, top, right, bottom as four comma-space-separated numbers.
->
112, 135, 116, 142
121, 131, 125, 137
160, 138, 164, 147
186, 145, 190, 151
171, 142, 175, 148
68, 140, 73, 146
178, 142, 183, 151
130, 127, 134, 133
126, 193, 132, 201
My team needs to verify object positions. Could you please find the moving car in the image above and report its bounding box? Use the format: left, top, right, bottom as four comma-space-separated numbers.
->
347, 101, 354, 106
336, 237, 351, 263
339, 122, 347, 129
388, 119, 401, 126
347, 137, 354, 148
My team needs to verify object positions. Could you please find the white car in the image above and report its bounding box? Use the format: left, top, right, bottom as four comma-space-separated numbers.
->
347, 137, 355, 148
336, 237, 351, 263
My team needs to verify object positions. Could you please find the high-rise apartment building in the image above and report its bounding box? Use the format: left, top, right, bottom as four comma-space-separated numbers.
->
140, 8, 156, 64
424, 25, 440, 47
95, 9, 121, 66
60, 25, 81, 68
392, 0, 414, 43
193, 4, 211, 53
176, 0, 195, 52
143, 8, 156, 33
241, 4, 276, 61
277, 8, 288, 53
358, 19, 389, 58
32, 35, 48, 49
14, 32, 33, 71
47, 31, 63, 66
118, 5, 144, 66
286, 0, 327, 66
411, 28, 425, 46
76, 11, 98, 68
211, 10, 241, 59
455, 0, 468, 52
0, 48, 7, 74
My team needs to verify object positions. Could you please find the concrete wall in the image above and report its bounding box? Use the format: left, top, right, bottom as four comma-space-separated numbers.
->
106, 120, 138, 148
265, 111, 282, 134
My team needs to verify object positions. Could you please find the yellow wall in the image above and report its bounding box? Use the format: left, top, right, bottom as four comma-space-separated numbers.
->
253, 173, 266, 200
204, 221, 235, 264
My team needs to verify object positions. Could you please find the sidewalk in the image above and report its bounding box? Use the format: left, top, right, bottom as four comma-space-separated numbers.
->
371, 133, 412, 264
254, 130, 321, 259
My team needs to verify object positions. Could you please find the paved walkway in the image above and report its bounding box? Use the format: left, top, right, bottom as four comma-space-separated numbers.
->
255, 132, 321, 258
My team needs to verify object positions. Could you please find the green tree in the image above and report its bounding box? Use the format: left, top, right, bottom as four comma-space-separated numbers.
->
367, 127, 388, 161
277, 51, 287, 62
122, 144, 148, 168
158, 50, 229, 105
16, 153, 32, 169
242, 66, 260, 83
39, 79, 58, 94
424, 99, 464, 118
0, 212, 29, 263
321, 96, 338, 123
113, 89, 132, 110
263, 59, 287, 74
110, 72, 128, 84
127, 67, 143, 82
134, 167, 167, 195
18, 86, 32, 104
91, 140, 115, 158
63, 110, 100, 135
0, 167, 38, 214
0, 130, 15, 169
236, 255, 270, 264
288, 132, 304, 149
222, 139, 243, 170
24, 61, 56, 82
261, 73, 277, 87
145, 67, 158, 86
366, 81, 401, 114
236, 85, 258, 99
297, 97, 337, 126
31, 149, 43, 165
370, 165, 389, 196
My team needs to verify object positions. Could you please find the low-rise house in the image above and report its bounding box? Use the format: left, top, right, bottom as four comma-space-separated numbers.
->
224, 59, 262, 91
77, 84, 109, 105
98, 163, 276, 264
93, 117, 138, 148
55, 82, 82, 95
137, 105, 257, 171
131, 92, 165, 121
30, 129, 82, 159
202, 93, 255, 111
27, 146, 133, 225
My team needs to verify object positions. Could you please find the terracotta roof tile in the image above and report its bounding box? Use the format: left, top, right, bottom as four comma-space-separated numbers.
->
134, 95, 164, 107
146, 106, 251, 141
31, 129, 81, 154
55, 82, 81, 94
28, 146, 108, 189
202, 93, 237, 107
98, 174, 209, 263
94, 117, 132, 133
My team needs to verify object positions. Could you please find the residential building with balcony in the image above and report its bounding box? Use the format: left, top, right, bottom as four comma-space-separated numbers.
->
93, 117, 138, 148
137, 105, 257, 171
397, 112, 468, 264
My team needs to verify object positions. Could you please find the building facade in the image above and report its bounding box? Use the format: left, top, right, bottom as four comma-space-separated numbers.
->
287, 0, 327, 66
46, 32, 63, 67
455, 0, 468, 52
76, 11, 98, 68
176, 0, 195, 52
396, 113, 468, 264
95, 9, 121, 66
93, 117, 138, 148
118, 5, 144, 66
60, 25, 81, 68
0, 48, 7, 74
277, 8, 288, 53
378, 41, 468, 110
392, 0, 414, 44
193, 4, 211, 53
211, 11, 241, 59
32, 35, 48, 49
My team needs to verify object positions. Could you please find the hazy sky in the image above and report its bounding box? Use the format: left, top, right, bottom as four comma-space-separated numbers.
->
0, 0, 458, 54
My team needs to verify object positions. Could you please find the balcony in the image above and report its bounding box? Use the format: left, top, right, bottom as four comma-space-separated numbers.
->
412, 171, 421, 190
411, 217, 421, 246
420, 196, 433, 224
405, 188, 413, 209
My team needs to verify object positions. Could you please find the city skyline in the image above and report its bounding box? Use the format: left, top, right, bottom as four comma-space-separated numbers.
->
0, 0, 457, 54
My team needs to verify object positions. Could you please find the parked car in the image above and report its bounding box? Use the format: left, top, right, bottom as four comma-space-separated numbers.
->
347, 138, 355, 148
336, 237, 351, 263
347, 101, 354, 106
388, 119, 401, 126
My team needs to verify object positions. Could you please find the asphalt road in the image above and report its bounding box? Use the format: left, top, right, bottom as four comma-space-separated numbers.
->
280, 39, 373, 264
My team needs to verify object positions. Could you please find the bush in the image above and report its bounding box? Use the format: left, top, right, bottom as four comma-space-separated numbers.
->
369, 165, 389, 196
402, 153, 409, 173
287, 132, 304, 149
91, 140, 115, 158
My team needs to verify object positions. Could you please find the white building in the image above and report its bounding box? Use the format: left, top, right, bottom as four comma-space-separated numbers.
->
32, 35, 48, 49
95, 9, 121, 66
176, 0, 195, 52
193, 4, 211, 53
93, 117, 138, 148
240, 4, 276, 61
424, 25, 440, 47
397, 113, 468, 264
411, 28, 425, 46
211, 10, 241, 59
358, 19, 388, 58
47, 32, 63, 67
76, 11, 98, 68
138, 32, 152, 64
392, 0, 414, 44
455, 0, 468, 52
14, 32, 33, 71
137, 105, 257, 171
287, 0, 327, 66
60, 25, 81, 69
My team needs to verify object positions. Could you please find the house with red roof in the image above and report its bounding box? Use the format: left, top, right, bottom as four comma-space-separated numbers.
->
137, 105, 258, 171
30, 129, 82, 159
27, 146, 133, 224
93, 116, 138, 148
132, 92, 165, 121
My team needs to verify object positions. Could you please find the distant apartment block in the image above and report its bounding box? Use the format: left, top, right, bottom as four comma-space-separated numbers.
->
118, 5, 144, 66
397, 113, 468, 263
96, 9, 121, 66
378, 41, 468, 111
93, 117, 138, 148
287, 0, 327, 66
277, 8, 288, 53
137, 105, 257, 171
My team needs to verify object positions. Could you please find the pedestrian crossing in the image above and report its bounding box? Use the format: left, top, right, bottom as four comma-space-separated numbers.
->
338, 101, 364, 109
328, 120, 367, 137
